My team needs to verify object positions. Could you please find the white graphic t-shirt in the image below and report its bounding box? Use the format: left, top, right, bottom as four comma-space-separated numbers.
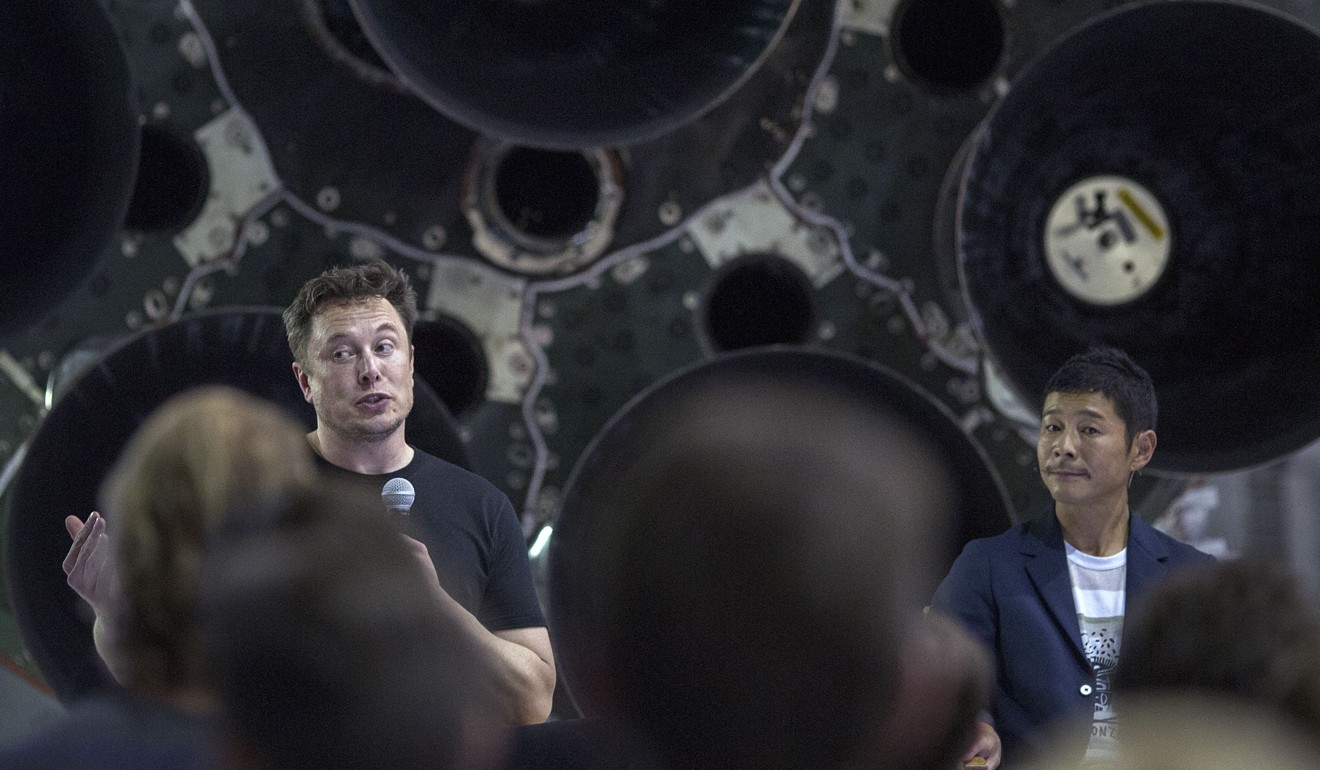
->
1066, 542, 1127, 763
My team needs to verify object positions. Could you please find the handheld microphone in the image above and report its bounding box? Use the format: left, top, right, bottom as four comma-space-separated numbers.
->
382, 477, 415, 516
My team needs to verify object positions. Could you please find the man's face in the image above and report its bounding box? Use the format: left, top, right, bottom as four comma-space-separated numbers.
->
293, 297, 414, 444
1036, 390, 1155, 509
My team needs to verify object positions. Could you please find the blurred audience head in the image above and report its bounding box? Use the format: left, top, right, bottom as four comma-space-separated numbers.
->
100, 385, 316, 698
1115, 559, 1320, 741
199, 482, 503, 770
556, 371, 956, 770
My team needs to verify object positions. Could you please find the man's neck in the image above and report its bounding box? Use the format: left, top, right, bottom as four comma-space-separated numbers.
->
307, 428, 414, 475
1056, 498, 1131, 557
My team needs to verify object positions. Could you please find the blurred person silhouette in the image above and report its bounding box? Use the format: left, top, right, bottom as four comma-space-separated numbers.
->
198, 482, 506, 770
550, 367, 959, 770
501, 611, 994, 770
0, 386, 316, 768
931, 347, 1214, 768
1114, 559, 1320, 742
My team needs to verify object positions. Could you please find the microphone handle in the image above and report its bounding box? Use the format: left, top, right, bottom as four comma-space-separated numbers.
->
391, 507, 417, 538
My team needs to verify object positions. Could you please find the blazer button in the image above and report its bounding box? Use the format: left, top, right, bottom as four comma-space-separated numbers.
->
1079, 684, 1093, 696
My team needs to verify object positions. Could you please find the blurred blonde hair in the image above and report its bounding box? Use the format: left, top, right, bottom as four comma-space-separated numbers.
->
102, 385, 316, 696
1020, 694, 1319, 770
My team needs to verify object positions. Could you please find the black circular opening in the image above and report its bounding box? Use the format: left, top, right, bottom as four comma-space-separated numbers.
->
0, 0, 139, 336
124, 124, 210, 234
703, 255, 816, 351
494, 148, 599, 241
412, 316, 490, 417
892, 0, 1005, 92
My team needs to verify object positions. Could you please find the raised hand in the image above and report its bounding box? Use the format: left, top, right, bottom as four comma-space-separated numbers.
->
63, 511, 118, 619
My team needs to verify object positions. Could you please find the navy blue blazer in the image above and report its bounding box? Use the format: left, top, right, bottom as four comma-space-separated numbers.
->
930, 511, 1213, 766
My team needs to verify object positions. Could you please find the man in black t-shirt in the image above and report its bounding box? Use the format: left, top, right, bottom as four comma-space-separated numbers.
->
284, 259, 555, 725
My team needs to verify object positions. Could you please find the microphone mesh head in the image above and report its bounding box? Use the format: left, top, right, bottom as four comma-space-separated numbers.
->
381, 477, 415, 513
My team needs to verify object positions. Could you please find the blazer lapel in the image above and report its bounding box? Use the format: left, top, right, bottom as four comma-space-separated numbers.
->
1022, 513, 1089, 667
1125, 514, 1172, 597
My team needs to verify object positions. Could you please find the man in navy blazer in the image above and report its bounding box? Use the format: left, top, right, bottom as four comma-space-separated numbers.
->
931, 347, 1213, 768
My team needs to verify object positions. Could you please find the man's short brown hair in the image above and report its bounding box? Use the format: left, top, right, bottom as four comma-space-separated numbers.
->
283, 259, 419, 365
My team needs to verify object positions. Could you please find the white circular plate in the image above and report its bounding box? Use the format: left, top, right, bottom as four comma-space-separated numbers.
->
1043, 175, 1172, 306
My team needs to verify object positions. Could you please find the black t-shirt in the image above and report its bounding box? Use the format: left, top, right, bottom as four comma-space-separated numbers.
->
318, 449, 546, 632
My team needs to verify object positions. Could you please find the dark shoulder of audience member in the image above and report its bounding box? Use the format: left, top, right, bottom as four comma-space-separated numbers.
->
1114, 558, 1320, 742
197, 480, 506, 770
868, 612, 994, 770
565, 375, 955, 770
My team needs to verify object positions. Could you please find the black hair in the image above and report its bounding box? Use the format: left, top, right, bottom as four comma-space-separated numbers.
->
1044, 346, 1156, 445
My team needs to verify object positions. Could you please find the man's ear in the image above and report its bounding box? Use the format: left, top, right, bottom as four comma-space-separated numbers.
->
293, 361, 314, 404
1130, 428, 1157, 471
